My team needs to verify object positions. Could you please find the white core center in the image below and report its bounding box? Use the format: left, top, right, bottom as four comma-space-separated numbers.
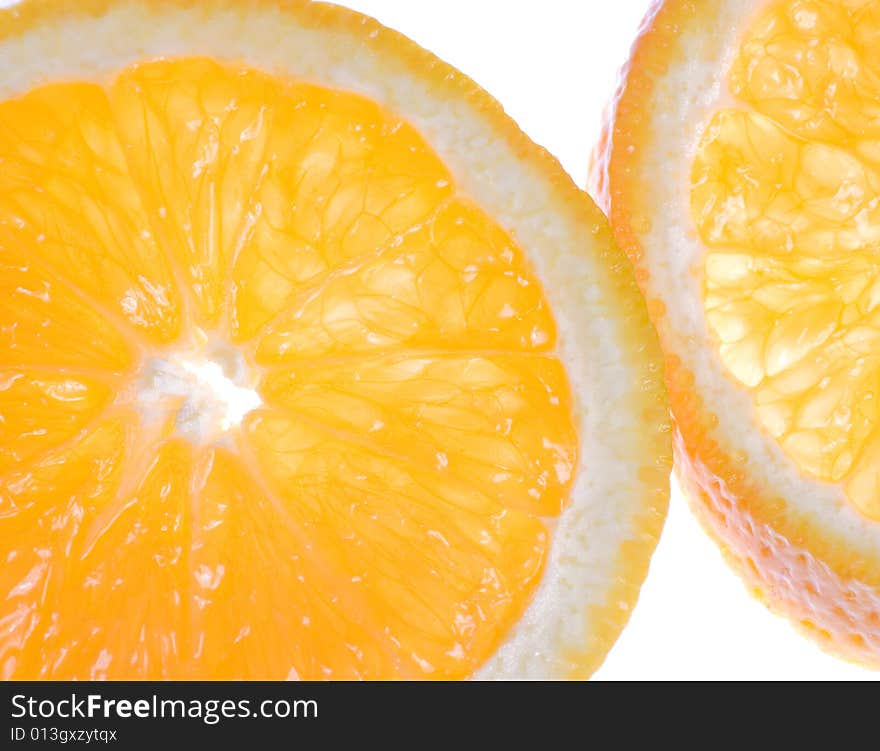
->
136, 340, 262, 444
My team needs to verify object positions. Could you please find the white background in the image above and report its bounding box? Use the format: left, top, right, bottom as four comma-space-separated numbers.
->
335, 0, 877, 680
0, 0, 875, 680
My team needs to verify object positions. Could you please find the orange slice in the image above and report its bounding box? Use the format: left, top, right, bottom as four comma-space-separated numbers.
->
0, 0, 669, 679
597, 0, 880, 666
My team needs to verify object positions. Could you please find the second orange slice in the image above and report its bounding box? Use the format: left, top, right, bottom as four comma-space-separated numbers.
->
598, 0, 880, 667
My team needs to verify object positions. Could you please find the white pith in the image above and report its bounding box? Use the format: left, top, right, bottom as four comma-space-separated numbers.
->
135, 335, 262, 446
606, 0, 880, 648
0, 0, 663, 678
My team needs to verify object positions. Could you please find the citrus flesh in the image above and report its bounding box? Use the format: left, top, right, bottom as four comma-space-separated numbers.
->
694, 0, 880, 521
0, 0, 670, 680
0, 56, 576, 680
600, 0, 880, 666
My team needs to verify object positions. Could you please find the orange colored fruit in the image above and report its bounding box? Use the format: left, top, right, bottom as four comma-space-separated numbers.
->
597, 0, 880, 666
0, 0, 669, 679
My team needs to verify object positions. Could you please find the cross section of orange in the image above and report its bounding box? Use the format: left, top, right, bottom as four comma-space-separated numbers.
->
0, 0, 670, 681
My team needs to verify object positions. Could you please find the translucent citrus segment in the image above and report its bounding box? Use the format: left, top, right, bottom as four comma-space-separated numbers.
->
0, 372, 114, 475
188, 446, 386, 680
260, 353, 576, 517
729, 0, 880, 167
109, 59, 284, 329
49, 438, 196, 680
692, 0, 880, 519
0, 55, 579, 679
0, 84, 182, 344
219, 78, 455, 341
0, 238, 136, 370
1, 414, 132, 679
242, 411, 549, 679
253, 199, 556, 363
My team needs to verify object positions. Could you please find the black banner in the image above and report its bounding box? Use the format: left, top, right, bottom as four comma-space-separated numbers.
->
2, 681, 575, 747
1, 679, 850, 746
